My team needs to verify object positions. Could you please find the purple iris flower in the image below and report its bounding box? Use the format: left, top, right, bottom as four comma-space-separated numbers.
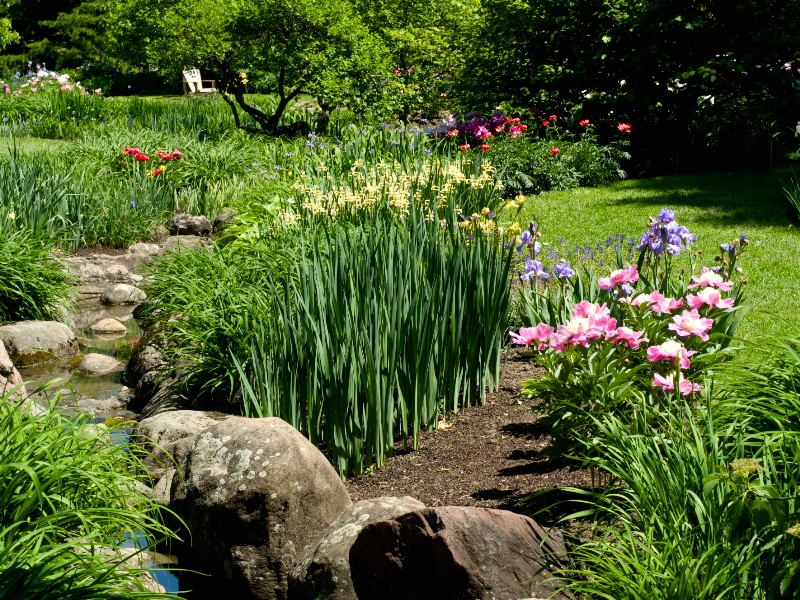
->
658, 208, 675, 223
553, 261, 574, 278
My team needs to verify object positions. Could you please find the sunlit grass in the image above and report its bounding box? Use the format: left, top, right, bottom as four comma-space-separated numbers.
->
516, 168, 800, 342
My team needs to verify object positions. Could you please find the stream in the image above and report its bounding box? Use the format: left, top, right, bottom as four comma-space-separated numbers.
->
19, 294, 182, 594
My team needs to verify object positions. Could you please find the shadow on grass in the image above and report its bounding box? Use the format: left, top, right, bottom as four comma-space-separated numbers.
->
607, 169, 791, 228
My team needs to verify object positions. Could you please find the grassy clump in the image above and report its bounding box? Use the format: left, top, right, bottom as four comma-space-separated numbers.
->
0, 230, 74, 323
536, 337, 800, 598
0, 389, 178, 599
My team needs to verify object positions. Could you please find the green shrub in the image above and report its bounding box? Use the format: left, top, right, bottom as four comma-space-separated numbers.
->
0, 389, 178, 599
0, 230, 74, 323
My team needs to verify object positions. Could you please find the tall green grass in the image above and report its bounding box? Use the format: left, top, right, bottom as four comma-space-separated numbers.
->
0, 388, 178, 599
234, 207, 512, 477
544, 339, 800, 599
0, 230, 74, 322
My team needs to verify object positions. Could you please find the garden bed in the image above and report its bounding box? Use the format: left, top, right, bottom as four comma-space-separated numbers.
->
346, 350, 592, 522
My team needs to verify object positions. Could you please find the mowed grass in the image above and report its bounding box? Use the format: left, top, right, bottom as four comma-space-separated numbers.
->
0, 137, 71, 154
516, 168, 800, 342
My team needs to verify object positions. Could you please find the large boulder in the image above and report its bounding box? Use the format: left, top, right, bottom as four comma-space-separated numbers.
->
0, 321, 79, 366
100, 283, 147, 306
77, 353, 125, 376
135, 409, 219, 461
290, 496, 425, 600
0, 339, 26, 399
170, 417, 353, 600
349, 506, 571, 600
170, 213, 212, 237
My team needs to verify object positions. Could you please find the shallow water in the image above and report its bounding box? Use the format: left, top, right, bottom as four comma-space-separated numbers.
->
16, 297, 185, 594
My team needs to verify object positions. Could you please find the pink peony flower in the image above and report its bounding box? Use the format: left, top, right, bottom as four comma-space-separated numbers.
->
688, 267, 733, 291
598, 265, 639, 291
509, 323, 555, 350
550, 147, 560, 156
608, 327, 648, 349
686, 287, 735, 310
668, 309, 713, 341
572, 300, 610, 319
653, 372, 700, 395
447, 129, 458, 137
628, 291, 683, 314
647, 340, 696, 369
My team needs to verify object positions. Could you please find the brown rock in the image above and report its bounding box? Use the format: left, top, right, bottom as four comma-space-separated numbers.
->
170, 417, 353, 600
77, 353, 124, 376
349, 506, 571, 600
170, 213, 212, 236
90, 318, 128, 335
0, 339, 26, 400
290, 496, 425, 600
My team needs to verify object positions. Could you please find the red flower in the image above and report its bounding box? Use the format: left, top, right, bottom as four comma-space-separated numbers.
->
135, 153, 150, 162
459, 144, 471, 151
550, 147, 560, 156
519, 124, 528, 131
542, 120, 550, 127
579, 119, 591, 127
617, 122, 632, 133
511, 117, 520, 123
153, 169, 162, 177
446, 129, 458, 137
480, 144, 491, 151
548, 115, 558, 121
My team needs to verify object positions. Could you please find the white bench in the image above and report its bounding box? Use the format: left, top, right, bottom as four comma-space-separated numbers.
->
182, 69, 217, 95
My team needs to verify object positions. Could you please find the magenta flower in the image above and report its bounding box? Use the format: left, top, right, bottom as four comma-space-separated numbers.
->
647, 340, 696, 369
608, 327, 648, 350
628, 291, 683, 314
686, 287, 735, 310
572, 300, 610, 319
653, 372, 700, 395
598, 265, 639, 291
509, 323, 554, 350
688, 267, 733, 291
668, 309, 713, 341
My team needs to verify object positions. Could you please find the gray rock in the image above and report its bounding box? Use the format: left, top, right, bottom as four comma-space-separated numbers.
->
76, 396, 127, 415
78, 353, 124, 376
154, 468, 177, 505
214, 208, 235, 227
290, 496, 425, 600
170, 417, 353, 600
0, 321, 79, 366
129, 243, 161, 256
0, 339, 26, 400
90, 318, 128, 335
135, 409, 219, 452
161, 235, 207, 254
349, 506, 572, 600
170, 213, 212, 236
100, 284, 146, 306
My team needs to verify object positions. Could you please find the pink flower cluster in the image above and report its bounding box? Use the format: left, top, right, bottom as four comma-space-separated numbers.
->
598, 265, 639, 292
510, 301, 648, 353
511, 264, 738, 397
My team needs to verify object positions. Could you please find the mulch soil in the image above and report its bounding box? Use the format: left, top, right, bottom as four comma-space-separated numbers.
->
346, 350, 594, 524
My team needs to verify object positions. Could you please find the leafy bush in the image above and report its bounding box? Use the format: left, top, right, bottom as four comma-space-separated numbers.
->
443, 112, 630, 197
0, 389, 177, 599
0, 230, 74, 323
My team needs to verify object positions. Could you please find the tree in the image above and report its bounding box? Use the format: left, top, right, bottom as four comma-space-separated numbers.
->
353, 0, 480, 120
459, 0, 800, 171
110, 0, 387, 134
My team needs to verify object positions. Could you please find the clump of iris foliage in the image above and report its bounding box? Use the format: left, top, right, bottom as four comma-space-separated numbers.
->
140, 140, 516, 478
0, 387, 178, 600
506, 210, 800, 598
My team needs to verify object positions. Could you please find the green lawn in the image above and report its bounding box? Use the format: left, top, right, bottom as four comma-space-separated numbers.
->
0, 137, 71, 154
516, 169, 800, 343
